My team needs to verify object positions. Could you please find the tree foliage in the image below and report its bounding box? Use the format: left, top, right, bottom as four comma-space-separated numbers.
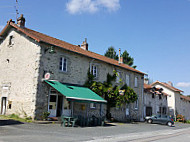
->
104, 46, 118, 60
104, 47, 136, 68
116, 84, 137, 107
84, 70, 137, 108
122, 50, 136, 68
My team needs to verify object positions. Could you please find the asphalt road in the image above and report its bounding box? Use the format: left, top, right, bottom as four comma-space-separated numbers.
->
0, 120, 190, 142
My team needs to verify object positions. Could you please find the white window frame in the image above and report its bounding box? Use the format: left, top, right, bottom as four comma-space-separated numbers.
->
135, 98, 138, 110
59, 57, 67, 72
91, 65, 98, 78
126, 74, 130, 86
90, 103, 96, 109
135, 76, 138, 87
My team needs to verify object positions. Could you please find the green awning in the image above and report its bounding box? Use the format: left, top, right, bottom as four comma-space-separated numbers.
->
45, 80, 107, 103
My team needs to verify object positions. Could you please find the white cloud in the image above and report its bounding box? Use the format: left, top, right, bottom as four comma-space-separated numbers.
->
176, 82, 190, 88
66, 0, 120, 14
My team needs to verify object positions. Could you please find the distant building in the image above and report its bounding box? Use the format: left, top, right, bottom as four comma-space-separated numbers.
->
151, 81, 190, 120
144, 83, 168, 117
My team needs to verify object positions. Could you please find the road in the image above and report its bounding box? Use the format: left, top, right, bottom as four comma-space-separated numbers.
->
0, 120, 190, 142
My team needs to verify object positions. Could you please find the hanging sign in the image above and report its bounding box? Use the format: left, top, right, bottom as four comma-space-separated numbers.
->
44, 72, 51, 80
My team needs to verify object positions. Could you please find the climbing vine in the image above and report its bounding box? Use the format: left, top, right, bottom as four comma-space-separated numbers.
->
84, 69, 137, 109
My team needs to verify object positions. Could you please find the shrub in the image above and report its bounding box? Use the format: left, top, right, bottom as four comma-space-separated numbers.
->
185, 120, 190, 124
176, 114, 185, 122
42, 112, 50, 120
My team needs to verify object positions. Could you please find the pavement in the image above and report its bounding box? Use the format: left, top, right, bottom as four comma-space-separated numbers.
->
0, 119, 190, 142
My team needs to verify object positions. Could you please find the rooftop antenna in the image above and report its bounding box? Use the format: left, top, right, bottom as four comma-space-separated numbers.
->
15, 0, 19, 20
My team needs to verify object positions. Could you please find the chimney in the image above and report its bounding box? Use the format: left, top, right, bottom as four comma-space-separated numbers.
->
81, 38, 88, 50
119, 48, 121, 64
17, 14, 25, 27
168, 81, 173, 86
120, 57, 123, 63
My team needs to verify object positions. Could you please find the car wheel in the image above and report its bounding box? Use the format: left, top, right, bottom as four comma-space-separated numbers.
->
167, 122, 172, 127
147, 119, 152, 124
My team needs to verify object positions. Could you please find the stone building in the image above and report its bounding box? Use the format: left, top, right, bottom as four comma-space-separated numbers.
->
0, 15, 144, 121
144, 83, 168, 117
151, 81, 190, 120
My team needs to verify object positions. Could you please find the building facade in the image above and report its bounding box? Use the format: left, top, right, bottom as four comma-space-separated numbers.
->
151, 81, 190, 120
144, 83, 168, 117
0, 15, 144, 121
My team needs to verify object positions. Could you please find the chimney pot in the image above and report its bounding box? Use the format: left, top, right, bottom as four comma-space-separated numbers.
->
81, 38, 88, 50
17, 14, 25, 27
119, 48, 121, 64
168, 81, 173, 86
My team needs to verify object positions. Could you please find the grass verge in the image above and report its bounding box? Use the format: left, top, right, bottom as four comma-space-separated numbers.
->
0, 114, 32, 123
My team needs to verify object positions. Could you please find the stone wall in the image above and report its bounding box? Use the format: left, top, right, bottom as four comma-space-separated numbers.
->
144, 92, 168, 116
36, 44, 144, 120
0, 29, 41, 119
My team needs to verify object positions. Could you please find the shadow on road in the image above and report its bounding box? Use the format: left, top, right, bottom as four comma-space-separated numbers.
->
0, 119, 24, 126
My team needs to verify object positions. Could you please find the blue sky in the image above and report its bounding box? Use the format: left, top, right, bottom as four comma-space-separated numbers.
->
0, 0, 190, 95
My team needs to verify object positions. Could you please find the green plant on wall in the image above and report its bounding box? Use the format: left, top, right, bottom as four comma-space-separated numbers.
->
84, 69, 137, 119
116, 84, 137, 107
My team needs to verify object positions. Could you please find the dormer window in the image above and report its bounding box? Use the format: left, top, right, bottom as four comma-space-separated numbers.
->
59, 57, 67, 72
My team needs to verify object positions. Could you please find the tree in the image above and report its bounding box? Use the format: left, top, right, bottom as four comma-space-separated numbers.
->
104, 46, 118, 60
122, 50, 136, 68
84, 70, 137, 119
104, 47, 136, 68
116, 84, 137, 107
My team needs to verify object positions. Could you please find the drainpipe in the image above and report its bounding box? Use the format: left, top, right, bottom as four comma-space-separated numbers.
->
141, 75, 144, 121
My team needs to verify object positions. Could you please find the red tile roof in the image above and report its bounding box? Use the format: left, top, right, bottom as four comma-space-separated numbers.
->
0, 21, 144, 75
151, 81, 183, 92
144, 83, 152, 89
180, 95, 190, 101
144, 83, 169, 96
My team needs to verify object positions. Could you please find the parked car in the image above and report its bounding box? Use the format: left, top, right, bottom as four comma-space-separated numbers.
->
145, 114, 174, 127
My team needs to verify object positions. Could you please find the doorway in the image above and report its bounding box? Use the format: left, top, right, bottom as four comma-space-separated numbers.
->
48, 94, 58, 117
1, 97, 7, 115
146, 106, 152, 116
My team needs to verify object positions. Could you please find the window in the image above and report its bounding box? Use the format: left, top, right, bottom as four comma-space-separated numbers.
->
135, 98, 138, 109
162, 107, 167, 114
135, 77, 138, 87
159, 94, 162, 100
91, 65, 97, 78
126, 74, 130, 86
9, 35, 13, 46
59, 57, 67, 72
116, 72, 120, 83
90, 103, 96, 108
152, 93, 155, 98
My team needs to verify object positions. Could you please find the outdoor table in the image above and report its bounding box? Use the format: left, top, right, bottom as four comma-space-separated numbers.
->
61, 116, 75, 127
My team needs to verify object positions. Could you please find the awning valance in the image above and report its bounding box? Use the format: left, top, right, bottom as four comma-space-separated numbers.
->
45, 80, 107, 103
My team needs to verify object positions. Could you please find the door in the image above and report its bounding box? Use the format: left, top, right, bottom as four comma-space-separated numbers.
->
48, 95, 58, 117
1, 97, 7, 115
146, 107, 152, 116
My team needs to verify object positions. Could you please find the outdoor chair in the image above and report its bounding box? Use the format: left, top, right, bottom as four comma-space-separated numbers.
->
61, 115, 69, 127
70, 117, 78, 127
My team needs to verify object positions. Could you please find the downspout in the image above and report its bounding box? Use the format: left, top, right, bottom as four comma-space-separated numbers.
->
141, 75, 144, 121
